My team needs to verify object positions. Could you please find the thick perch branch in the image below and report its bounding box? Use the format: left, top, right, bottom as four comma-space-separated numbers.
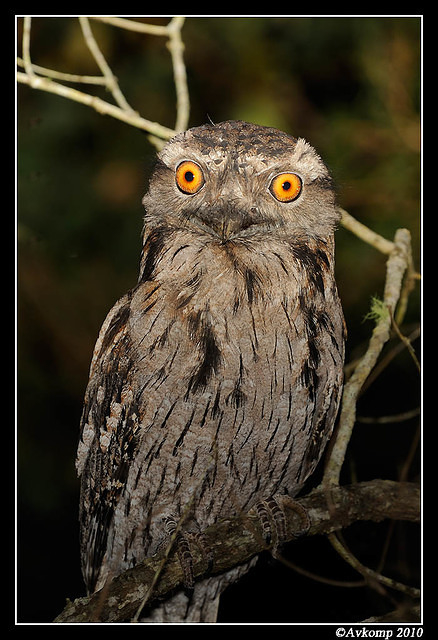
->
54, 479, 419, 623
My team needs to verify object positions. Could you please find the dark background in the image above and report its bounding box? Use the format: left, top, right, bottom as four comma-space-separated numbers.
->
17, 16, 421, 624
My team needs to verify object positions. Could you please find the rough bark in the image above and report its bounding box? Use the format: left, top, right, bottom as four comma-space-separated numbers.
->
54, 479, 420, 623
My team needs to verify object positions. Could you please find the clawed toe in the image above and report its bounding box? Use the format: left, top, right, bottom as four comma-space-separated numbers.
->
254, 497, 287, 548
283, 497, 311, 538
191, 531, 214, 575
253, 495, 310, 554
162, 515, 214, 594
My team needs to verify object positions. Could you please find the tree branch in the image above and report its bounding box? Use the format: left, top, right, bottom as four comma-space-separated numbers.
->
17, 16, 188, 145
91, 16, 170, 36
339, 208, 395, 255
166, 17, 190, 132
17, 57, 108, 85
323, 228, 413, 487
17, 71, 175, 140
54, 479, 420, 623
78, 17, 134, 114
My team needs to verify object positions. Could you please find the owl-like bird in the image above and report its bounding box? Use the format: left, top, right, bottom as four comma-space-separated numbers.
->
76, 120, 345, 622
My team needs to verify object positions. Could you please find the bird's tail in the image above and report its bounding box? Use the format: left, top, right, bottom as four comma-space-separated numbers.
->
141, 580, 220, 622
140, 562, 255, 622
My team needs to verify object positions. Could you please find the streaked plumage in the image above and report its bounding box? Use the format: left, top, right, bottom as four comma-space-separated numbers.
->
76, 120, 345, 621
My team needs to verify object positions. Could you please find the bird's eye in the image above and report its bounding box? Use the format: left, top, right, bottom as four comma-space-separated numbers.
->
269, 172, 302, 202
175, 160, 205, 195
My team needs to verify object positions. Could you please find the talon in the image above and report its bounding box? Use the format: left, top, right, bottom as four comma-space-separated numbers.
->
254, 500, 273, 545
254, 497, 286, 549
176, 532, 195, 591
278, 496, 311, 538
253, 495, 310, 555
162, 514, 195, 592
264, 496, 287, 545
192, 531, 214, 575
161, 514, 214, 592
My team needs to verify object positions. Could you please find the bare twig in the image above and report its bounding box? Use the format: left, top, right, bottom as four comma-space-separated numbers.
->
339, 208, 395, 255
78, 16, 135, 114
17, 57, 108, 85
17, 71, 175, 139
91, 16, 169, 36
275, 554, 366, 588
130, 516, 184, 622
322, 227, 418, 596
356, 325, 421, 394
357, 407, 420, 424
17, 16, 189, 144
167, 17, 190, 132
323, 228, 413, 487
328, 531, 420, 598
21, 16, 34, 78
390, 311, 421, 372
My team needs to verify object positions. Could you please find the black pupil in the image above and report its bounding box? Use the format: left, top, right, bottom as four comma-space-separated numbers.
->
282, 180, 291, 191
185, 171, 194, 182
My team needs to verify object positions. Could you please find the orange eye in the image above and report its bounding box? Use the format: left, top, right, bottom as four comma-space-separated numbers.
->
175, 160, 205, 194
269, 172, 302, 202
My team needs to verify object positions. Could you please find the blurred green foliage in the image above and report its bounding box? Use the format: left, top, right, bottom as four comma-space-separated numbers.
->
17, 16, 421, 623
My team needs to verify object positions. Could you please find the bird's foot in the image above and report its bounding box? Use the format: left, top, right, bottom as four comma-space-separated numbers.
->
162, 514, 214, 595
252, 495, 310, 556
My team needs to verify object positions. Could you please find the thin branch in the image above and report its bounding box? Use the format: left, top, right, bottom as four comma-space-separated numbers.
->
339, 207, 395, 254
322, 228, 418, 594
390, 311, 421, 373
357, 406, 420, 424
17, 57, 108, 85
323, 228, 412, 487
358, 325, 420, 394
93, 16, 190, 135
78, 16, 134, 114
91, 16, 170, 36
22, 16, 34, 78
167, 17, 190, 132
328, 531, 420, 598
275, 554, 366, 588
17, 71, 175, 140
17, 15, 186, 145
395, 239, 419, 325
53, 479, 420, 623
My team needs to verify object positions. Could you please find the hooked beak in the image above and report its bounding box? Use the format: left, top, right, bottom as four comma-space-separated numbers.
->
189, 202, 261, 242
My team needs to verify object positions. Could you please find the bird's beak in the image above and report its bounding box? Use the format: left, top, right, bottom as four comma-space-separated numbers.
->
193, 202, 258, 241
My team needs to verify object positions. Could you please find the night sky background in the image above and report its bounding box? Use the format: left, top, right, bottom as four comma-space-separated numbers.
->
17, 16, 421, 624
